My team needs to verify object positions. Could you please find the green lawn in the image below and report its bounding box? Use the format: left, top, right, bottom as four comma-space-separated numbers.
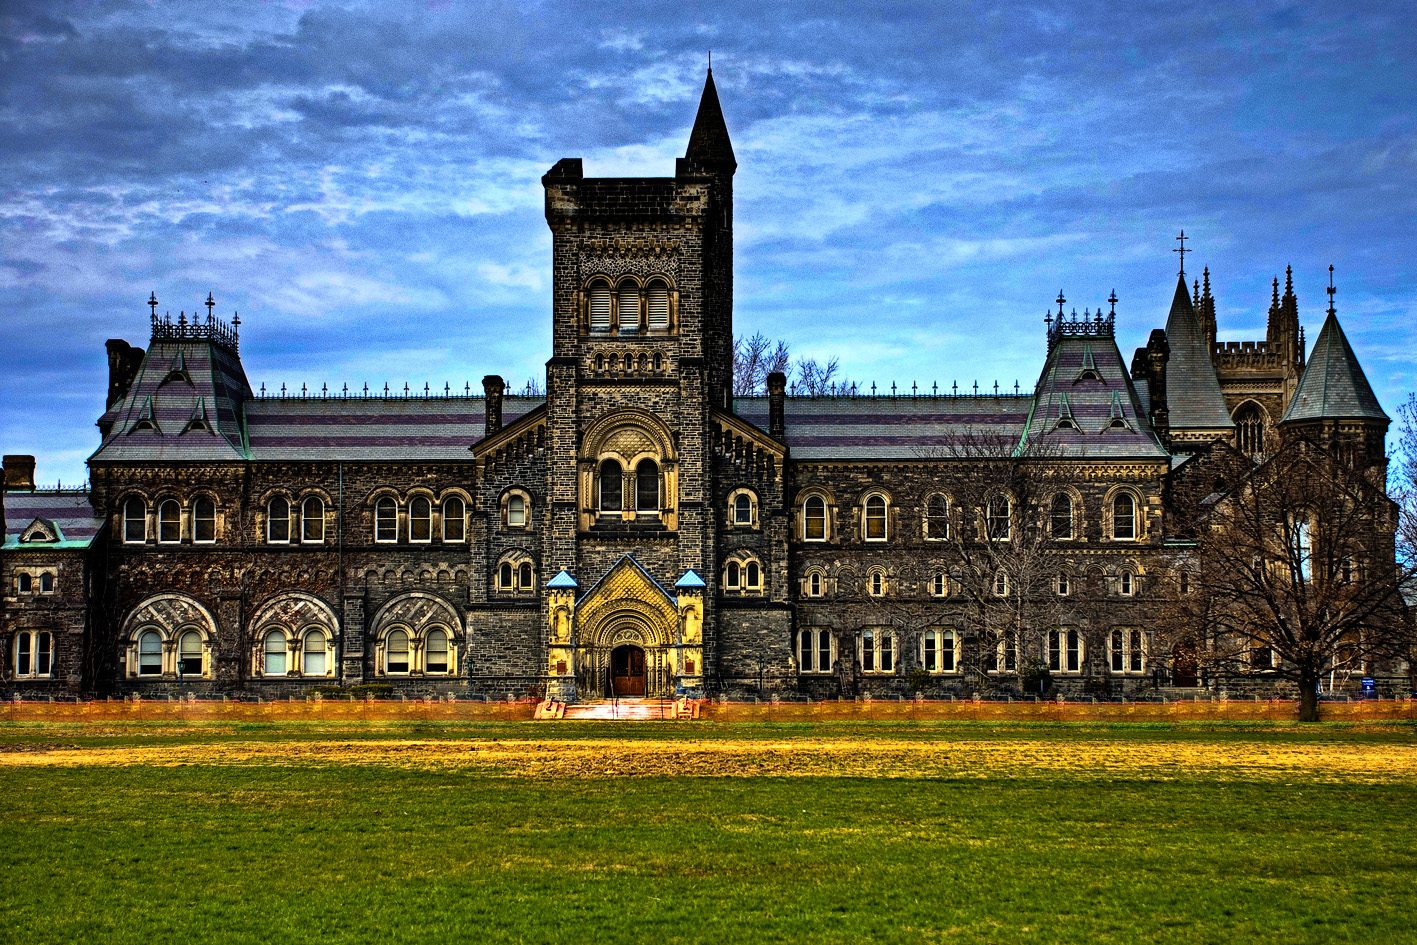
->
2, 721, 1413, 944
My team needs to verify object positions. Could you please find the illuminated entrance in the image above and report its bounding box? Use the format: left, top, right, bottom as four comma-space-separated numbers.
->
610, 644, 647, 697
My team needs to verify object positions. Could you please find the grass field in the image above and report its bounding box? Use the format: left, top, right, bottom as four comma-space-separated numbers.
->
2, 719, 1414, 944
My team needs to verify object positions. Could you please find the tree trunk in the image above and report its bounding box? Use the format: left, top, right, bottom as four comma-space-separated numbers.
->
1298, 668, 1321, 722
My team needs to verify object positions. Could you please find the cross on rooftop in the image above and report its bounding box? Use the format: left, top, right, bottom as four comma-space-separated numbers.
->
1174, 230, 1189, 276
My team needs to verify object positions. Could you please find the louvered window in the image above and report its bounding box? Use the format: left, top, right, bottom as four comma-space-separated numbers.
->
588, 284, 611, 330
618, 284, 640, 331
647, 283, 670, 329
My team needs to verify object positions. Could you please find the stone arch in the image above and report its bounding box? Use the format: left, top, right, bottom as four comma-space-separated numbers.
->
121, 592, 218, 641
370, 592, 463, 641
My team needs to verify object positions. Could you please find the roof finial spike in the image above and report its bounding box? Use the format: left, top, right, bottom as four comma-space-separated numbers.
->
1202, 266, 1211, 293
1056, 289, 1065, 316
1109, 289, 1117, 315
205, 292, 215, 319
1272, 276, 1280, 309
1193, 279, 1200, 303
148, 292, 158, 318
1326, 264, 1337, 316
1285, 264, 1294, 295
1174, 229, 1189, 276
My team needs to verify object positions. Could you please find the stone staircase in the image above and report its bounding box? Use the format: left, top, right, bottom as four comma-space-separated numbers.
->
535, 698, 700, 721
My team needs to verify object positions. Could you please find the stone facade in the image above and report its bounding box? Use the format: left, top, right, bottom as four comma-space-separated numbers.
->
2, 72, 1404, 701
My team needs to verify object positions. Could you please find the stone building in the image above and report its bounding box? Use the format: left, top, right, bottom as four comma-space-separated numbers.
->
2, 71, 1404, 700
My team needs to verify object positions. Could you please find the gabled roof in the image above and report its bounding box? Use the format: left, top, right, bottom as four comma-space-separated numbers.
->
1163, 275, 1235, 431
91, 339, 252, 462
1281, 311, 1389, 424
684, 69, 736, 172
1017, 328, 1170, 460
2, 491, 104, 550
575, 554, 677, 605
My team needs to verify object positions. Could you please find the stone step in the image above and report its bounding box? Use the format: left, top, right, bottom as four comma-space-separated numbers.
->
537, 698, 698, 721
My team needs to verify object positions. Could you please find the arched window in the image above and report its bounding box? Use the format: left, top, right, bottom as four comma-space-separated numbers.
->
862, 629, 876, 672
263, 630, 287, 676
599, 459, 623, 513
987, 495, 1011, 540
588, 281, 612, 330
519, 562, 534, 590
1113, 494, 1136, 540
178, 630, 203, 676
803, 495, 827, 541
499, 562, 514, 590
158, 499, 181, 544
808, 572, 823, 597
443, 496, 466, 541
1119, 570, 1134, 596
931, 572, 948, 597
507, 494, 527, 527
636, 459, 659, 512
1178, 571, 1191, 595
302, 497, 325, 543
17, 573, 31, 594
1056, 572, 1070, 596
409, 497, 432, 542
302, 630, 326, 676
993, 569, 1009, 597
864, 494, 887, 540
375, 497, 397, 542
193, 497, 217, 543
1235, 403, 1265, 456
39, 572, 54, 593
869, 570, 886, 597
733, 493, 753, 526
1290, 515, 1313, 581
425, 629, 450, 674
745, 561, 761, 591
618, 283, 640, 331
726, 561, 741, 591
138, 631, 163, 675
926, 494, 949, 540
267, 497, 291, 543
647, 281, 670, 330
1050, 493, 1073, 540
385, 630, 409, 674
123, 497, 147, 543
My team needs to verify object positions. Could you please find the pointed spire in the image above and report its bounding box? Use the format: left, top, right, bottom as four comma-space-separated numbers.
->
1196, 266, 1216, 349
684, 68, 736, 173
1281, 289, 1388, 425
1164, 272, 1234, 431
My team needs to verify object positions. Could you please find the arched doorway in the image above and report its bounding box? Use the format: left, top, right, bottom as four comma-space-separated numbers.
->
611, 644, 647, 696
1171, 642, 1199, 688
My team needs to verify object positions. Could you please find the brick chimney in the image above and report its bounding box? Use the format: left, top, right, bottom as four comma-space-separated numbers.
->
767, 371, 786, 440
3, 455, 36, 491
482, 375, 505, 436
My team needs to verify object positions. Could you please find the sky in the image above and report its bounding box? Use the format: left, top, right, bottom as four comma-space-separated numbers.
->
3, 0, 1415, 485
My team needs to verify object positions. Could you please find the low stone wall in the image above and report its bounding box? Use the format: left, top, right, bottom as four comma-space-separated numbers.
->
0, 698, 538, 723
700, 697, 1417, 723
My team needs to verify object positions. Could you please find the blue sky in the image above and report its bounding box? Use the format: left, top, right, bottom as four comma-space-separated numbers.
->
3, 0, 1414, 485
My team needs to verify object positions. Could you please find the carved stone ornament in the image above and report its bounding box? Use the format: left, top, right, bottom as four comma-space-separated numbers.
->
249, 592, 339, 633
121, 593, 217, 639
371, 592, 462, 637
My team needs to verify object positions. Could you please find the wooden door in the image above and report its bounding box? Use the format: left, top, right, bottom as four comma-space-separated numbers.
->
611, 645, 647, 697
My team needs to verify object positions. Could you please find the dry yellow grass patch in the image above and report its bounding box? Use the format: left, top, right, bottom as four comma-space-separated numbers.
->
3, 736, 1415, 782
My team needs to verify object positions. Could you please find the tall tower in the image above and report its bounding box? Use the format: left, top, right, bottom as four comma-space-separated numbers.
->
535, 70, 736, 699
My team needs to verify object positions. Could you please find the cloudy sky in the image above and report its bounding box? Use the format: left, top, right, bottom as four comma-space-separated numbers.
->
3, 1, 1415, 484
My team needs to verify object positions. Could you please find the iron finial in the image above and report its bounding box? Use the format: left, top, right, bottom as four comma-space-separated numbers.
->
1174, 229, 1189, 276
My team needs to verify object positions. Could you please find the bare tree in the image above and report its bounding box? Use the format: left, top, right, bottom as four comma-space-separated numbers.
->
912, 431, 1080, 694
1162, 439, 1413, 721
733, 332, 791, 395
514, 376, 544, 397
789, 356, 856, 396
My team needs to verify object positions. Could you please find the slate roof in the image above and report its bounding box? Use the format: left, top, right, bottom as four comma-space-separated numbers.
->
1017, 332, 1170, 460
244, 396, 541, 461
684, 69, 736, 172
92, 339, 252, 462
1163, 275, 1235, 431
2, 490, 104, 550
1281, 311, 1389, 424
735, 395, 1034, 459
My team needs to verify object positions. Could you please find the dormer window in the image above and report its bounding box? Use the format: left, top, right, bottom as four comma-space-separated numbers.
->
1075, 344, 1101, 381
182, 396, 213, 434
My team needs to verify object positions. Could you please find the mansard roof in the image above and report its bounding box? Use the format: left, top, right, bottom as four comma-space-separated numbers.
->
735, 394, 1034, 460
1163, 275, 1235, 432
1017, 330, 1169, 460
1281, 311, 1389, 424
91, 338, 252, 462
2, 490, 104, 550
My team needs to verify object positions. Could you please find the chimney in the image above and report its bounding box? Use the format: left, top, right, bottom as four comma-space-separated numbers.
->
3, 455, 36, 491
767, 371, 786, 440
106, 339, 143, 410
1144, 329, 1170, 442
482, 375, 505, 435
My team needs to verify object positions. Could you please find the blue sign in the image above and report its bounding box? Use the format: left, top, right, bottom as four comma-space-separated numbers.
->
1361, 677, 1376, 693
